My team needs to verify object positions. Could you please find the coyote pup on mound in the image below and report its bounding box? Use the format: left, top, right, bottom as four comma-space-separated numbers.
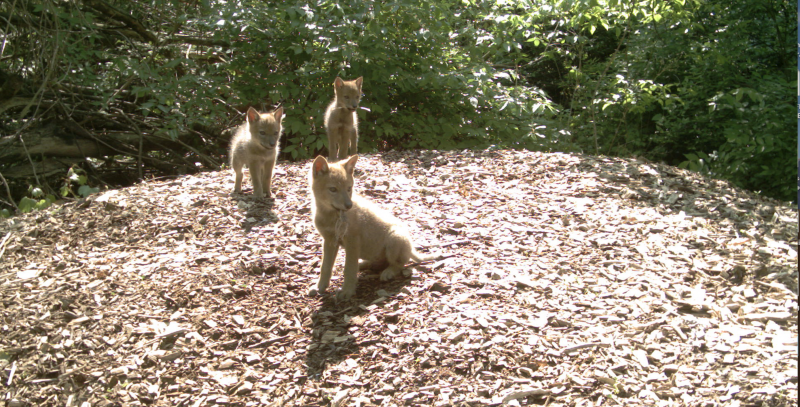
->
309, 155, 437, 301
230, 106, 283, 198
324, 76, 362, 161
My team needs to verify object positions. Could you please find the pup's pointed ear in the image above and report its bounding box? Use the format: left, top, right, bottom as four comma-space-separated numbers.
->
273, 107, 283, 121
343, 155, 358, 175
334, 77, 344, 88
246, 107, 259, 123
355, 76, 363, 88
312, 156, 329, 177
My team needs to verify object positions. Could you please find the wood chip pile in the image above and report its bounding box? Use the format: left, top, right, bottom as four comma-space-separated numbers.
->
1, 150, 797, 406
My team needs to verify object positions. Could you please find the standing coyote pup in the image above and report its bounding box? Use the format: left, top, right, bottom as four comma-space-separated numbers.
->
308, 155, 439, 301
324, 76, 363, 161
229, 106, 283, 198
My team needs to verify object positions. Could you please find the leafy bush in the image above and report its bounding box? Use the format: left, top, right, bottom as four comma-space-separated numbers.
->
216, 0, 555, 158
477, 0, 796, 201
18, 186, 57, 214
61, 167, 100, 199
1, 0, 794, 209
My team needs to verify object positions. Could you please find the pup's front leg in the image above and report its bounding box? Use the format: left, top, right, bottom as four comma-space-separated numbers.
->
250, 159, 264, 198
327, 128, 340, 162
232, 164, 244, 194
261, 160, 275, 198
309, 238, 338, 296
337, 238, 361, 301
347, 126, 358, 158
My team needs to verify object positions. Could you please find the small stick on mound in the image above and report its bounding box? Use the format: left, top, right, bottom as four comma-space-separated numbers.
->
407, 239, 469, 267
421, 239, 470, 249
406, 253, 457, 268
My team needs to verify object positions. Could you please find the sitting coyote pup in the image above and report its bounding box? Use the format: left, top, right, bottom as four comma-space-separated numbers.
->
229, 106, 283, 198
324, 77, 362, 161
308, 155, 438, 300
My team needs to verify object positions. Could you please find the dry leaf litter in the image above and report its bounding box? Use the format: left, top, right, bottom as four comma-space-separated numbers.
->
1, 150, 797, 407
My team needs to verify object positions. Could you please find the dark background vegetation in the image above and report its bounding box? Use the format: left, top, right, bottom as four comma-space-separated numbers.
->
0, 0, 796, 215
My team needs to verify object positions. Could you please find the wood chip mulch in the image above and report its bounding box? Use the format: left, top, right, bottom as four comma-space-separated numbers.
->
1, 149, 797, 407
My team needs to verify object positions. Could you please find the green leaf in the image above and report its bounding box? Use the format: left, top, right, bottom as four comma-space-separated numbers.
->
34, 198, 52, 210
19, 197, 36, 213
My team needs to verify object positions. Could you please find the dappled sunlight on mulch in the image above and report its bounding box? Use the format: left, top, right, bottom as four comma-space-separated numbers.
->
1, 150, 797, 406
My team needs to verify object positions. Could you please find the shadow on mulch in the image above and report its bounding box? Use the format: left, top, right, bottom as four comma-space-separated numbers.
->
304, 269, 416, 378
230, 191, 280, 233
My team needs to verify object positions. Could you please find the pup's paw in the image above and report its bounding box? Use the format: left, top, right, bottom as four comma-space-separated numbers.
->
379, 268, 398, 281
308, 285, 325, 297
335, 287, 355, 301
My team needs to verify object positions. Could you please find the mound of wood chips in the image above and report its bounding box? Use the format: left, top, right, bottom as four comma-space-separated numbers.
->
1, 150, 797, 407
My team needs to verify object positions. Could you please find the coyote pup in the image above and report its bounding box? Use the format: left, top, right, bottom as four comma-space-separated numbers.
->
324, 77, 362, 161
230, 106, 283, 198
308, 155, 437, 301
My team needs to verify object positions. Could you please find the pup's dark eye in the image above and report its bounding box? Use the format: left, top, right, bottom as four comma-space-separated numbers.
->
329, 187, 337, 193
259, 131, 266, 136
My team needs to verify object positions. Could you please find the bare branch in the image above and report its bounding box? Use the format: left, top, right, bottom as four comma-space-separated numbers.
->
82, 0, 159, 44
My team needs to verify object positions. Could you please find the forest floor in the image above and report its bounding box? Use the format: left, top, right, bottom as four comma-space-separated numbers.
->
1, 149, 797, 407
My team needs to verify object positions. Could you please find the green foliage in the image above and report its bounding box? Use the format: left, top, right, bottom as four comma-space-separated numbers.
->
61, 167, 101, 199
677, 81, 796, 200
212, 0, 555, 158
645, 0, 796, 201
11, 167, 100, 215
481, 0, 795, 201
18, 185, 57, 214
2, 0, 794, 203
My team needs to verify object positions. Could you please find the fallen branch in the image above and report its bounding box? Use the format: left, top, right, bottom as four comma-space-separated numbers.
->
561, 342, 612, 355
406, 253, 457, 268
83, 0, 159, 44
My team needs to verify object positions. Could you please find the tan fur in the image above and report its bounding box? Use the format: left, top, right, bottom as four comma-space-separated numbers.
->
229, 107, 284, 198
323, 77, 362, 161
308, 155, 435, 300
